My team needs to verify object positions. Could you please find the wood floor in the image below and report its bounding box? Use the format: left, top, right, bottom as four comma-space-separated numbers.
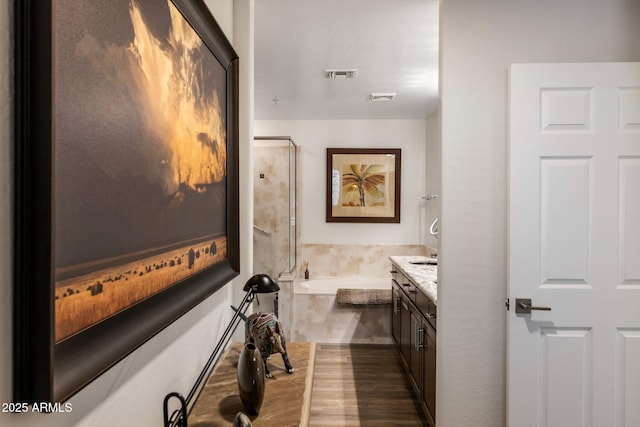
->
309, 344, 428, 426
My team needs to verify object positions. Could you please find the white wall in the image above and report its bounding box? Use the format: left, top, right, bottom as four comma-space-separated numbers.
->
424, 107, 441, 250
255, 119, 427, 245
232, 0, 256, 337
0, 1, 253, 426
438, 1, 640, 426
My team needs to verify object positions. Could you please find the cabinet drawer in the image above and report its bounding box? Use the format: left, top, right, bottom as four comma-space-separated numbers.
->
415, 289, 436, 320
399, 273, 413, 293
390, 266, 402, 286
414, 289, 429, 317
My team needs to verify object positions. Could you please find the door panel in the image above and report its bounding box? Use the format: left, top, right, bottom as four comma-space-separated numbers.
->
508, 63, 640, 427
540, 157, 591, 285
541, 327, 593, 427
616, 329, 640, 427
540, 87, 592, 133
619, 158, 640, 284
618, 88, 640, 132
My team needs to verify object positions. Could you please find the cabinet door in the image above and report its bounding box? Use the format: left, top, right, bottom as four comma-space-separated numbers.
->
409, 309, 424, 397
400, 296, 411, 369
391, 285, 402, 347
422, 320, 436, 426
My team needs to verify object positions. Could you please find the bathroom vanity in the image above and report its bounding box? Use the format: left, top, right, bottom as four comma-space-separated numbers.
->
389, 256, 437, 427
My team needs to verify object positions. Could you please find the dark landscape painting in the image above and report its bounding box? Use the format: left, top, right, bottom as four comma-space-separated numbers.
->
52, 0, 229, 342
15, 0, 239, 403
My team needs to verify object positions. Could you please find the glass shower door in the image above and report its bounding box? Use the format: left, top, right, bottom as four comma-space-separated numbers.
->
253, 137, 297, 279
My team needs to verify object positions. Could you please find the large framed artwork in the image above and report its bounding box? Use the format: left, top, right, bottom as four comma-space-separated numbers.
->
326, 148, 401, 223
14, 0, 240, 402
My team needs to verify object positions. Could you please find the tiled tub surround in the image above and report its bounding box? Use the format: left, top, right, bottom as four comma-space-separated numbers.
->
389, 256, 438, 304
280, 245, 435, 344
299, 243, 431, 278
290, 276, 392, 344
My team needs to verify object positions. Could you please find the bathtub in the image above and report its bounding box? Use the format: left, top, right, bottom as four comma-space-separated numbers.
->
290, 276, 392, 344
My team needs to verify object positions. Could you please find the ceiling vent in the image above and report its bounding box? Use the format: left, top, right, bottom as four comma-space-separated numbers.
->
325, 69, 358, 79
370, 92, 397, 101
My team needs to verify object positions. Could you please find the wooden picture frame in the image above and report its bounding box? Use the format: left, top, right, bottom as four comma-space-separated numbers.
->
326, 148, 401, 223
13, 0, 240, 402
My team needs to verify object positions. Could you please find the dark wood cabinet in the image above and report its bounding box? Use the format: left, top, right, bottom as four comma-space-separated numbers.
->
391, 263, 436, 427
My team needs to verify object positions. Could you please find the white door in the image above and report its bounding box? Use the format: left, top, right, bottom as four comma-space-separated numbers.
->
508, 63, 640, 427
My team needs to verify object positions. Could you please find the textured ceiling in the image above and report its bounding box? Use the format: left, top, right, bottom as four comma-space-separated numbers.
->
254, 0, 440, 120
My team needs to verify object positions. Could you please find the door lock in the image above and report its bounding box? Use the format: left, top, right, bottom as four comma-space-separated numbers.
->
515, 298, 551, 314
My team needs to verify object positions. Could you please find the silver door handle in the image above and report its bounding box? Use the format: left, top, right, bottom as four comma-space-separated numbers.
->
415, 325, 424, 350
515, 298, 551, 314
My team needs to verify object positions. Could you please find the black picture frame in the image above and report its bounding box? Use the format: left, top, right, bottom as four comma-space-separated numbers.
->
14, 0, 239, 403
326, 148, 401, 223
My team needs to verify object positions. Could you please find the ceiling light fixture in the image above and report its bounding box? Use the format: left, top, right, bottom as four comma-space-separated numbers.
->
370, 92, 397, 101
325, 69, 358, 79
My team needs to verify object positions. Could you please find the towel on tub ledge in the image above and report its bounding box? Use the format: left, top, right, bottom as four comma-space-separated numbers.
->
336, 288, 392, 305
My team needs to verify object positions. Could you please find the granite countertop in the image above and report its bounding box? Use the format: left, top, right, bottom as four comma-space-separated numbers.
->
389, 256, 438, 304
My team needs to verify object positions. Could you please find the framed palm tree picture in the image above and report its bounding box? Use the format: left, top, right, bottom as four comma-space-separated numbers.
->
326, 148, 401, 223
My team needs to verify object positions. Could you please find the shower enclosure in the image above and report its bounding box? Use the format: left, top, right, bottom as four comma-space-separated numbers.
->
253, 136, 298, 280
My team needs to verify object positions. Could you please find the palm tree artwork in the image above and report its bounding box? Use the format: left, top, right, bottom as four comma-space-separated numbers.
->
341, 164, 386, 207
